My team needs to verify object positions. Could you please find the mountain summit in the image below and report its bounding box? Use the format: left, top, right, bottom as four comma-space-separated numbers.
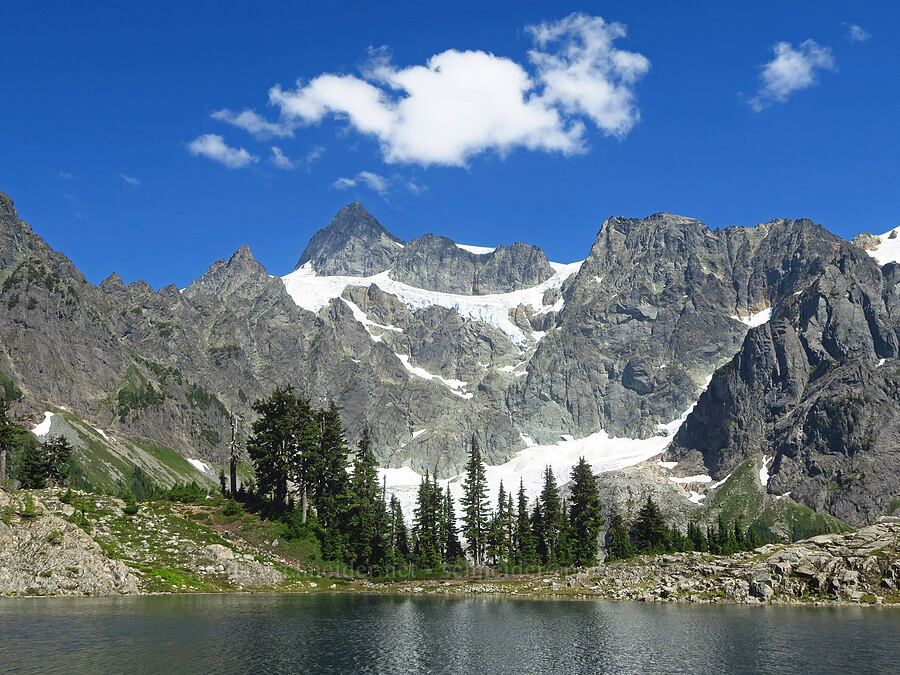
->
295, 203, 404, 276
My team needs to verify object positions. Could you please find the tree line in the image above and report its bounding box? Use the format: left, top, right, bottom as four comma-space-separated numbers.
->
241, 387, 608, 573
606, 496, 763, 560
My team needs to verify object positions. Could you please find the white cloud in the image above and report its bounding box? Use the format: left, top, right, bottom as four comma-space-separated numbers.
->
262, 12, 647, 167
270, 146, 295, 169
331, 176, 358, 190
211, 108, 293, 138
527, 13, 650, 137
845, 24, 871, 42
331, 170, 390, 195
304, 144, 325, 167
749, 40, 836, 111
57, 171, 73, 180
187, 134, 259, 169
119, 174, 141, 186
357, 171, 390, 194
406, 181, 427, 195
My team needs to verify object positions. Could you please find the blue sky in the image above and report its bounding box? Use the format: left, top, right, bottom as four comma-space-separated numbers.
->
2, 1, 898, 288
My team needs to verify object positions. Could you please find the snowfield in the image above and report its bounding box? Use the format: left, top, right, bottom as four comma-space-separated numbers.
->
379, 384, 710, 523
867, 228, 900, 265
281, 260, 583, 345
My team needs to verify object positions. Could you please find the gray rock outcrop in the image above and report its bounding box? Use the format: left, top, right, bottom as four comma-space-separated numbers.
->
0, 491, 139, 596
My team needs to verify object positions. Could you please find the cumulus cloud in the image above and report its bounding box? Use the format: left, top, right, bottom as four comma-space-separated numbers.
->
332, 170, 391, 195
211, 108, 293, 138
188, 134, 259, 168
845, 24, 871, 42
270, 146, 295, 169
119, 174, 141, 186
749, 40, 836, 111
527, 13, 650, 136
255, 13, 647, 167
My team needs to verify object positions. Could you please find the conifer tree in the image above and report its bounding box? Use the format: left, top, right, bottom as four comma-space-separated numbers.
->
347, 429, 388, 571
442, 487, 464, 564
487, 482, 512, 565
505, 491, 515, 559
632, 496, 668, 553
247, 386, 300, 506
412, 472, 442, 568
607, 512, 635, 560
0, 400, 26, 485
555, 500, 574, 567
568, 457, 603, 566
535, 467, 563, 564
17, 441, 48, 489
386, 494, 410, 568
42, 435, 72, 487
687, 521, 708, 552
317, 402, 351, 561
515, 480, 536, 566
460, 435, 489, 565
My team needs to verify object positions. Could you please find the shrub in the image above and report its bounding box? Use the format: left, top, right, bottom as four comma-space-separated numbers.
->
223, 499, 243, 518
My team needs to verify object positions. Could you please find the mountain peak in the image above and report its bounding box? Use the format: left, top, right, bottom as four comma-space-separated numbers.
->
230, 243, 255, 263
0, 191, 16, 219
295, 203, 404, 276
184, 244, 268, 298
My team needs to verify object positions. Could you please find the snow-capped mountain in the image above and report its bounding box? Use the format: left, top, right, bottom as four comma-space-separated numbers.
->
1, 190, 897, 525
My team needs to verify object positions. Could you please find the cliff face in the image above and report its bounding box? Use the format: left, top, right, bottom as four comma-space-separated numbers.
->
670, 246, 900, 524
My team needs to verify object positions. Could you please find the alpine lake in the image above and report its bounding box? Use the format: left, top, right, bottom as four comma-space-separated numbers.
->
1, 593, 897, 673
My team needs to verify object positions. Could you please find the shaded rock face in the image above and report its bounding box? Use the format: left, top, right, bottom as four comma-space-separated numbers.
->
0, 491, 139, 596
511, 214, 847, 443
296, 202, 404, 276
670, 247, 900, 525
390, 235, 555, 294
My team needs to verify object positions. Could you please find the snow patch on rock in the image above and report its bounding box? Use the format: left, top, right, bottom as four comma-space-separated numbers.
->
730, 307, 773, 328
867, 227, 900, 265
31, 412, 54, 437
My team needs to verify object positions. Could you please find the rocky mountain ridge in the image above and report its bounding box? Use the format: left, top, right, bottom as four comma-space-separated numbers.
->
1, 189, 897, 527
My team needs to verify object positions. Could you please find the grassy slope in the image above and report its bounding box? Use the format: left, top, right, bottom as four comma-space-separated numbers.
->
702, 458, 852, 542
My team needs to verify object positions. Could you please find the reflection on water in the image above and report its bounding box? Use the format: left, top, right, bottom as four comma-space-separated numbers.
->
1, 594, 897, 673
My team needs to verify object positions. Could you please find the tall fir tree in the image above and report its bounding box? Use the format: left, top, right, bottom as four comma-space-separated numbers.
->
412, 472, 442, 568
246, 386, 300, 506
386, 494, 410, 568
317, 402, 351, 561
460, 435, 489, 566
568, 457, 603, 566
487, 482, 513, 565
632, 496, 668, 553
442, 487, 464, 564
535, 467, 563, 565
515, 480, 536, 567
347, 429, 388, 571
0, 400, 27, 485
607, 512, 635, 560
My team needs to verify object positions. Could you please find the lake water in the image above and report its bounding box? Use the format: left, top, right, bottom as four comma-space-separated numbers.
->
1, 594, 897, 673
